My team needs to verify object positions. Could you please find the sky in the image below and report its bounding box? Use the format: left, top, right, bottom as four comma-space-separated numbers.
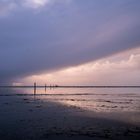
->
0, 0, 140, 85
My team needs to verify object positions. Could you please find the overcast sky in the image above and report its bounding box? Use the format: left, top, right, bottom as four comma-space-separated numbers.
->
0, 0, 140, 85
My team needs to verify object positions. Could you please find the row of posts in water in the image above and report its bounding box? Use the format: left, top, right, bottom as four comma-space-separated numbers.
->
34, 82, 57, 94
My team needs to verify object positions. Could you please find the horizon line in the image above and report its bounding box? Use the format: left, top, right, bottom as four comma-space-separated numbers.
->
0, 85, 140, 88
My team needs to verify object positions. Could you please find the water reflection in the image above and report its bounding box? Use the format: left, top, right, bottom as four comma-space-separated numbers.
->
13, 86, 140, 95
9, 87, 140, 113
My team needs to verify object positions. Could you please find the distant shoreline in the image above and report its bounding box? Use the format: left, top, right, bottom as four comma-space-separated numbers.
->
0, 85, 140, 88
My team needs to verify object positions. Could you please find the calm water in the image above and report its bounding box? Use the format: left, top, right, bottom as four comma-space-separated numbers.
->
0, 87, 140, 112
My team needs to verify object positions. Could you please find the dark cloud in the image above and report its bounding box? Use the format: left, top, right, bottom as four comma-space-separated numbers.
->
0, 0, 140, 83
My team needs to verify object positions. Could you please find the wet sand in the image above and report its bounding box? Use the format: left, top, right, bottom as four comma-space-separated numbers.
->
0, 88, 140, 140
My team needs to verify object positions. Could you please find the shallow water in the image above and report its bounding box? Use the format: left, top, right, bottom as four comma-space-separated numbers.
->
0, 87, 140, 140
0, 87, 140, 112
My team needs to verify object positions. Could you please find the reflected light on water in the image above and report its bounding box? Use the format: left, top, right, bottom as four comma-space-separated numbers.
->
11, 87, 140, 113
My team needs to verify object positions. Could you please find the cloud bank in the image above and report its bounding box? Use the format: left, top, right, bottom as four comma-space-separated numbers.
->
0, 0, 140, 83
22, 48, 140, 86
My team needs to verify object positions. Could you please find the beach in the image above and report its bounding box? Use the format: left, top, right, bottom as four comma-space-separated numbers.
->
0, 87, 140, 140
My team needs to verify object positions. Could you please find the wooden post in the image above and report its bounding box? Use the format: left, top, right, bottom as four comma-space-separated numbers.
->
45, 84, 47, 92
34, 82, 36, 95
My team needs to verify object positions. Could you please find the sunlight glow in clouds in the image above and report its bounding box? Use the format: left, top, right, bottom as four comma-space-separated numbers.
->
0, 0, 72, 17
23, 0, 50, 8
21, 48, 140, 86
0, 0, 71, 13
